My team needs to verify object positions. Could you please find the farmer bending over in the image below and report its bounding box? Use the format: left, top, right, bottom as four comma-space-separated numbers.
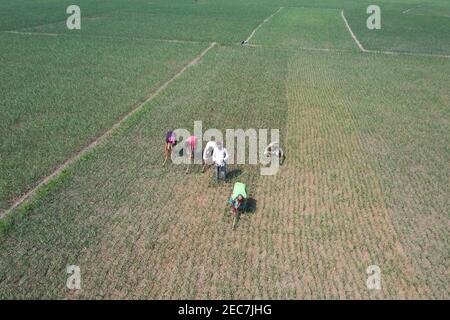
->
202, 140, 217, 172
186, 135, 198, 162
212, 141, 229, 181
230, 194, 244, 215
164, 130, 176, 165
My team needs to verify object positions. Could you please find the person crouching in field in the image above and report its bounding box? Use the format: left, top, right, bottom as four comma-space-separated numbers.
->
186, 135, 198, 162
164, 130, 176, 165
230, 194, 244, 215
264, 141, 285, 165
212, 141, 229, 181
184, 135, 198, 173
202, 140, 217, 172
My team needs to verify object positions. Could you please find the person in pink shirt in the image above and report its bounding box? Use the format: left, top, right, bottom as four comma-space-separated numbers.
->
186, 135, 198, 162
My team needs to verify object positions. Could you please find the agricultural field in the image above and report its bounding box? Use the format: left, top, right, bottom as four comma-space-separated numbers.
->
0, 0, 449, 299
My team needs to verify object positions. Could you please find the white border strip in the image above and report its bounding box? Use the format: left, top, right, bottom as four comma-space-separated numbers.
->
5, 22, 449, 59
341, 10, 368, 52
3, 30, 207, 44
367, 49, 450, 59
402, 5, 423, 14
4, 30, 59, 36
402, 8, 415, 14
244, 7, 284, 44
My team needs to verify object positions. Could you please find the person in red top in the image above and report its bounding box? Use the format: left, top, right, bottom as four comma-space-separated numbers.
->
186, 135, 197, 161
184, 135, 198, 173
164, 130, 176, 165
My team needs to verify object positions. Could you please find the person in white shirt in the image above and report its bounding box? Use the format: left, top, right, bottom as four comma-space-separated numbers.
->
202, 140, 217, 172
212, 141, 229, 181
263, 141, 284, 165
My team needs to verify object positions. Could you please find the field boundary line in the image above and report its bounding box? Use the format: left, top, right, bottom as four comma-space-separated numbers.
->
366, 49, 450, 59
0, 42, 217, 219
402, 6, 422, 14
4, 30, 59, 37
284, 6, 340, 11
7, 27, 448, 59
247, 41, 450, 59
2, 30, 208, 44
341, 10, 368, 52
245, 43, 351, 53
294, 47, 347, 53
78, 34, 207, 45
402, 8, 415, 14
403, 12, 449, 18
244, 7, 284, 44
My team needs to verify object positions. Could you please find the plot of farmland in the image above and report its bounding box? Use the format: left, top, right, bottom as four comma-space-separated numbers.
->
257, 50, 449, 298
0, 0, 129, 31
0, 45, 289, 299
0, 33, 205, 212
344, 4, 450, 54
20, 2, 278, 44
250, 7, 357, 50
0, 0, 449, 299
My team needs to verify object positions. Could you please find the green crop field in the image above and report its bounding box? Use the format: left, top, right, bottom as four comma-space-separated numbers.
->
0, 0, 448, 299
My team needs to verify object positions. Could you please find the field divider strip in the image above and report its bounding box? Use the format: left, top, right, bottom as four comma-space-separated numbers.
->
366, 49, 450, 59
402, 6, 422, 14
402, 8, 415, 14
2, 30, 209, 45
245, 43, 352, 53
244, 7, 284, 44
3, 30, 59, 36
5, 29, 449, 59
0, 42, 217, 219
285, 6, 340, 11
78, 33, 207, 45
402, 12, 449, 18
341, 10, 368, 52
